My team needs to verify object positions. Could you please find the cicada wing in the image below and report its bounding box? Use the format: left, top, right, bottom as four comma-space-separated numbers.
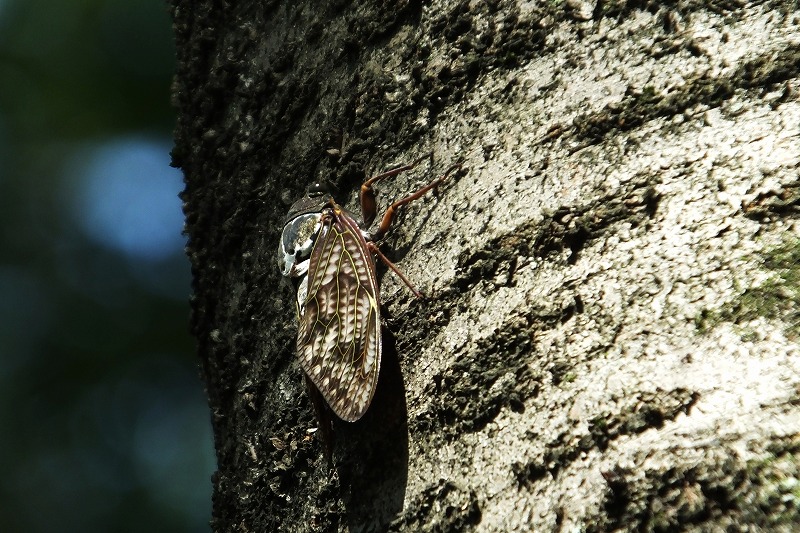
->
296, 207, 381, 422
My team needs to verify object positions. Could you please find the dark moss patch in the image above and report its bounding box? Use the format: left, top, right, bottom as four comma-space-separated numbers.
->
590, 436, 800, 532
568, 42, 800, 150
455, 178, 661, 291
589, 388, 699, 451
743, 179, 800, 221
695, 237, 800, 337
597, 0, 773, 21
388, 480, 482, 532
350, 0, 557, 163
412, 311, 544, 438
513, 387, 698, 487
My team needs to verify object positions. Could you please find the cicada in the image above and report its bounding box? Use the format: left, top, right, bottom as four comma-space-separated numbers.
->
278, 155, 457, 422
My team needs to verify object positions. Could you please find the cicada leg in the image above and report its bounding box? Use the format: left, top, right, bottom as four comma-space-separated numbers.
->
367, 160, 463, 298
359, 153, 432, 227
369, 160, 462, 242
368, 242, 424, 298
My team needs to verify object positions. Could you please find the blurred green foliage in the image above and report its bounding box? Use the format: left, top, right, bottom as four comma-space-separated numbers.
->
0, 1, 214, 531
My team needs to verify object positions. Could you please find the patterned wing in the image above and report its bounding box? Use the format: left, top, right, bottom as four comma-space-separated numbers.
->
296, 204, 381, 422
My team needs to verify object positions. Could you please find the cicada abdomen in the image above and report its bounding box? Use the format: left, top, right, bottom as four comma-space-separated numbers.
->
278, 156, 459, 421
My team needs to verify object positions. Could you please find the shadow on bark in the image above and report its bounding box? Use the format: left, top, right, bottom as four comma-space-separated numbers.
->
333, 327, 409, 531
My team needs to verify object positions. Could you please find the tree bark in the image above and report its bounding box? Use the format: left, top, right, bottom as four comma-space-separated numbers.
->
171, 0, 800, 531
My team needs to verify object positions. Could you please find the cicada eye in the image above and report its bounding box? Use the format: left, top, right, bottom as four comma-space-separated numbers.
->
307, 182, 329, 197
278, 212, 322, 278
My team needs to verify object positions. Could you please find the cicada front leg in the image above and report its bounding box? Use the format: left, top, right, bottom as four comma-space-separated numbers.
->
359, 153, 432, 227
364, 159, 463, 297
369, 160, 461, 242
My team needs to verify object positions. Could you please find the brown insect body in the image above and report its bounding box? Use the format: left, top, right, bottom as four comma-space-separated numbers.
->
278, 156, 457, 421
296, 202, 382, 421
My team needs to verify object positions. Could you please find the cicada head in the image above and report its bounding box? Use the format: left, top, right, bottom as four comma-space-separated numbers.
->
277, 183, 333, 278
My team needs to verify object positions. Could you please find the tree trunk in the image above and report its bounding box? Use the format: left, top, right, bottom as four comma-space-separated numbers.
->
171, 0, 800, 531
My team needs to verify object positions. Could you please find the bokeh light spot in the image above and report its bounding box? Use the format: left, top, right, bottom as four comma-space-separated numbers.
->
71, 137, 184, 261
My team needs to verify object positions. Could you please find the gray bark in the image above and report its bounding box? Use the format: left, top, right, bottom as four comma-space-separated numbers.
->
171, 0, 800, 531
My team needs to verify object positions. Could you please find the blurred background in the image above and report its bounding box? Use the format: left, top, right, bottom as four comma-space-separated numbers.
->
0, 0, 214, 531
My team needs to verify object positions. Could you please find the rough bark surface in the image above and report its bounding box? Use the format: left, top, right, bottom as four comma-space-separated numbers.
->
171, 0, 800, 531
